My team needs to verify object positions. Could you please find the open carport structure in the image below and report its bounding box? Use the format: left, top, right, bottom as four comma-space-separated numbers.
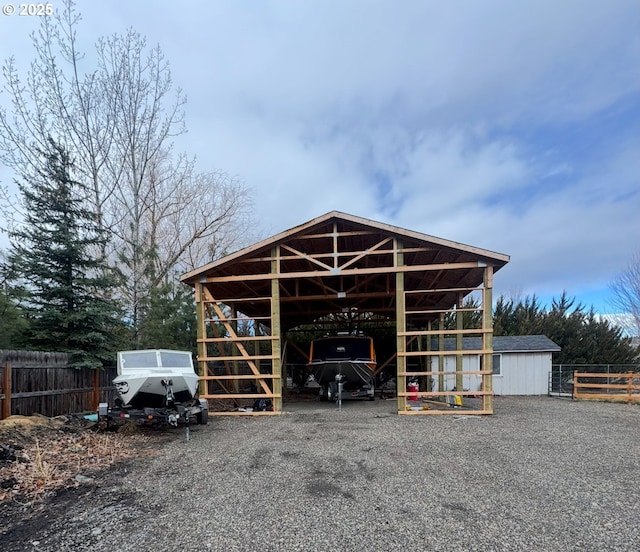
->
180, 211, 509, 415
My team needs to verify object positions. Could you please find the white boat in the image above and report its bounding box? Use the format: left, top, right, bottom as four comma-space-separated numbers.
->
113, 349, 200, 409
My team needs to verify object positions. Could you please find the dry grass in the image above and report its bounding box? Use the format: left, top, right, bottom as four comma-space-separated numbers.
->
0, 415, 152, 505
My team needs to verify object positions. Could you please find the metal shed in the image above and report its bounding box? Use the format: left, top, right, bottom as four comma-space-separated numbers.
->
180, 211, 510, 415
429, 335, 561, 396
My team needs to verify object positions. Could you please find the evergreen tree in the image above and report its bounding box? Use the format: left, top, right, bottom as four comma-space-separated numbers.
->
137, 278, 197, 352
0, 287, 29, 349
494, 294, 544, 336
443, 297, 483, 332
493, 291, 639, 364
7, 139, 122, 367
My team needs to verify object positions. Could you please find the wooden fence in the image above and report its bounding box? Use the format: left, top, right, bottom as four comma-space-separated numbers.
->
573, 371, 640, 404
0, 350, 117, 419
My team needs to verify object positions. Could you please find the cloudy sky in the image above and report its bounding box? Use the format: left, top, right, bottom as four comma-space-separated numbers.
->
1, 1, 639, 317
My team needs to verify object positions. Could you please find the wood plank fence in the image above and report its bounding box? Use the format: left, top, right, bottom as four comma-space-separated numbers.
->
0, 350, 117, 419
573, 371, 640, 404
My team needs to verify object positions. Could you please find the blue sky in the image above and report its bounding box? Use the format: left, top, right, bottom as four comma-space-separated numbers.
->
1, 0, 639, 322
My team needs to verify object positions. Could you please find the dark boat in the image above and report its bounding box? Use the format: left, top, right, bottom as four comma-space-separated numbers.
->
307, 335, 376, 401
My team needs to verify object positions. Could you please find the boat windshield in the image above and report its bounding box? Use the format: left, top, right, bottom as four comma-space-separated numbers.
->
159, 351, 192, 369
120, 351, 159, 369
312, 337, 372, 361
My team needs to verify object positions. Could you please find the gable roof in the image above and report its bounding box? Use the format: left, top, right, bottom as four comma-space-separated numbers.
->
181, 211, 510, 330
181, 211, 510, 283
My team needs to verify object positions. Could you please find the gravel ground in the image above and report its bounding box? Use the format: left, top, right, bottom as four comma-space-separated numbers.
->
2, 396, 639, 552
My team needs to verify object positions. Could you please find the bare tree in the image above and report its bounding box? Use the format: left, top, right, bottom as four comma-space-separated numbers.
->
0, 0, 255, 339
0, 2, 114, 231
610, 250, 640, 336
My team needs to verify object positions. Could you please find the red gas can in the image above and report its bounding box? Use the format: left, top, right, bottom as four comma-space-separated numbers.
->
407, 382, 419, 401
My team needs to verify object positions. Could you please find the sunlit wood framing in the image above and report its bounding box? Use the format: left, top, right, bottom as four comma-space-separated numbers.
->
183, 212, 507, 416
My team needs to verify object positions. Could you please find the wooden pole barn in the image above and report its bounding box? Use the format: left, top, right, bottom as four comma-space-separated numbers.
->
181, 211, 509, 416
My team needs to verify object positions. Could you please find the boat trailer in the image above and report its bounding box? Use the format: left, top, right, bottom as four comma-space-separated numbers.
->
98, 397, 209, 428
99, 377, 208, 428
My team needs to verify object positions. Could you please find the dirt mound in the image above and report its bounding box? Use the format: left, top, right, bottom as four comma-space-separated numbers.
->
0, 414, 153, 505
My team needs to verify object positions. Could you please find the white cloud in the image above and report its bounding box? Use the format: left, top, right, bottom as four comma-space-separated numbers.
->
0, 0, 638, 313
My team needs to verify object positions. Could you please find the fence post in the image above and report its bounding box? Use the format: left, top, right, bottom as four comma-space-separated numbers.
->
92, 368, 100, 411
1, 363, 11, 420
627, 371, 633, 405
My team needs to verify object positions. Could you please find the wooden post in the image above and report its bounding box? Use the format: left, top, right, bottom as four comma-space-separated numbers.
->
456, 293, 464, 392
271, 247, 283, 412
627, 371, 633, 404
1, 363, 11, 420
395, 240, 406, 413
196, 281, 207, 397
231, 303, 239, 393
482, 265, 494, 414
438, 313, 445, 393
92, 368, 101, 411
426, 321, 432, 391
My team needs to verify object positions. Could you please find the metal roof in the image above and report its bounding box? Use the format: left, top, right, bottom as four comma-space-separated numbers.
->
435, 335, 561, 353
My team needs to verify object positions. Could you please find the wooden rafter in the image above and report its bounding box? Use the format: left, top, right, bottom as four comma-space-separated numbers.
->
339, 237, 392, 270
280, 244, 333, 271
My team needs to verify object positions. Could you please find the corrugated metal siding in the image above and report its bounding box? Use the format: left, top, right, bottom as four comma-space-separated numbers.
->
496, 352, 551, 395
429, 352, 552, 395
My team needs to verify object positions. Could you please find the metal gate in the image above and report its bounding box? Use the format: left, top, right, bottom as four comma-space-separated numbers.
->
549, 364, 640, 399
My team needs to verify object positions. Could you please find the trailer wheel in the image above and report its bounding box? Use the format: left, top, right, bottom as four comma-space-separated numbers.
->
196, 408, 208, 425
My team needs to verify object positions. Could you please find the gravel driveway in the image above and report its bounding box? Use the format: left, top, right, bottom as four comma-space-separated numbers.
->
3, 396, 639, 552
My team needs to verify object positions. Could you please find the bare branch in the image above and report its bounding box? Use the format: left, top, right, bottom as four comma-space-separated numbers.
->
610, 249, 640, 336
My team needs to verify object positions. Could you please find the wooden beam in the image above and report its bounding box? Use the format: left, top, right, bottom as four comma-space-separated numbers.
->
271, 246, 283, 412
399, 349, 494, 356
280, 243, 334, 271
399, 409, 492, 416
398, 390, 493, 397
406, 307, 482, 315
201, 261, 484, 283
200, 374, 280, 381
398, 370, 492, 377
195, 283, 207, 398
398, 328, 492, 336
204, 393, 282, 399
438, 313, 445, 393
482, 265, 494, 414
198, 336, 279, 343
405, 286, 482, 295
456, 293, 463, 391
246, 246, 431, 264
339, 237, 392, 270
280, 291, 393, 303
395, 240, 407, 413
201, 296, 272, 304
198, 355, 277, 362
